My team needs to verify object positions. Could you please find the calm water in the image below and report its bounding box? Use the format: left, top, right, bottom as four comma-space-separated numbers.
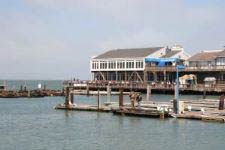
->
0, 81, 224, 150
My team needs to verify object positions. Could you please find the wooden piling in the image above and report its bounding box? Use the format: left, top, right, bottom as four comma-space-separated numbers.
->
159, 112, 165, 120
119, 87, 124, 107
219, 94, 224, 110
70, 93, 74, 104
146, 85, 151, 101
107, 85, 111, 102
97, 90, 100, 111
86, 84, 90, 96
65, 87, 70, 105
203, 89, 206, 99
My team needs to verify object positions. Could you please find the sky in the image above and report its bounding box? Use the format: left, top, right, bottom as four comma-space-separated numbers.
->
0, 0, 225, 80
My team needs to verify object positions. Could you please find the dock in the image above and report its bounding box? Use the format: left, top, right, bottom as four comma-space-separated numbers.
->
55, 104, 111, 112
173, 110, 225, 123
55, 86, 225, 123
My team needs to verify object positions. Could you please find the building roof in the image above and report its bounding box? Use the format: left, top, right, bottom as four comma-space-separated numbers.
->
161, 50, 181, 58
93, 47, 164, 59
188, 50, 223, 61
216, 50, 225, 57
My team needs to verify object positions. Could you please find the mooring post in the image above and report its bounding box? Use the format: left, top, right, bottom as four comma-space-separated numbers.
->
219, 94, 224, 110
97, 89, 100, 111
65, 87, 70, 106
86, 84, 90, 96
107, 85, 111, 103
70, 92, 74, 104
119, 87, 124, 108
160, 111, 165, 120
146, 85, 151, 101
203, 88, 206, 99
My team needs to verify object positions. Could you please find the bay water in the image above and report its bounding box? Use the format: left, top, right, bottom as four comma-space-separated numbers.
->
0, 80, 224, 150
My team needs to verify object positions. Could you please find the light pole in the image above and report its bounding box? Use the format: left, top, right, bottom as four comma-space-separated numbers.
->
175, 65, 185, 114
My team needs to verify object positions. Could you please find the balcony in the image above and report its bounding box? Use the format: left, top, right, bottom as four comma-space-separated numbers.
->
145, 65, 225, 72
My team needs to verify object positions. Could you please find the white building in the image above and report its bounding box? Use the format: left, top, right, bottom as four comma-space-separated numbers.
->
90, 45, 190, 83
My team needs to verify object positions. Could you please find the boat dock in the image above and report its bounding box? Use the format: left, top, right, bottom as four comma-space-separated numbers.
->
55, 86, 225, 123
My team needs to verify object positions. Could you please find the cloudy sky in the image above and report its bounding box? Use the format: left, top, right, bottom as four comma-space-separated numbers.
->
0, 0, 225, 80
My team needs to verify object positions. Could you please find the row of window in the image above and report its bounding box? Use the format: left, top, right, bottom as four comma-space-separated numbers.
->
216, 58, 225, 65
92, 60, 144, 69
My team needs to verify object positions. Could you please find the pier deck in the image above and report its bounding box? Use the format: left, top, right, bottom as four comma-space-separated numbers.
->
55, 104, 111, 112
55, 99, 225, 123
173, 110, 225, 123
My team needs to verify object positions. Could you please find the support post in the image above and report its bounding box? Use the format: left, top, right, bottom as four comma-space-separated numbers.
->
65, 87, 70, 106
175, 65, 185, 114
86, 84, 90, 96
219, 94, 224, 110
175, 68, 179, 114
119, 87, 124, 108
144, 71, 147, 85
163, 71, 166, 82
107, 85, 111, 103
203, 89, 206, 99
70, 92, 74, 104
97, 90, 100, 111
146, 85, 151, 101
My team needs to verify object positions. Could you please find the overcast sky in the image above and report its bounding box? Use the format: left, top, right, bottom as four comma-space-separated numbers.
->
0, 0, 225, 80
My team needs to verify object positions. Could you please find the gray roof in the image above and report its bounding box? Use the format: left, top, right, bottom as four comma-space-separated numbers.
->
216, 50, 225, 57
188, 50, 224, 61
161, 50, 181, 58
93, 47, 164, 59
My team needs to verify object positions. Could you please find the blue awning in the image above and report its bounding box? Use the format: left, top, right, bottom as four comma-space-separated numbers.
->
145, 57, 178, 63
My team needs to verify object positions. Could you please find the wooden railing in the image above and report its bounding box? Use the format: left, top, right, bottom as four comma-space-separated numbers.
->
145, 65, 225, 72
64, 80, 225, 92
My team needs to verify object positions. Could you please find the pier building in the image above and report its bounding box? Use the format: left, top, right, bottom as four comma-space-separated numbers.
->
90, 45, 190, 83
185, 49, 225, 83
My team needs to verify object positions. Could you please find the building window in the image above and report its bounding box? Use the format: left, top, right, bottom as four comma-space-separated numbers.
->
100, 61, 107, 69
216, 58, 225, 66
136, 60, 143, 68
126, 60, 134, 69
92, 61, 99, 69
109, 61, 116, 69
117, 61, 125, 69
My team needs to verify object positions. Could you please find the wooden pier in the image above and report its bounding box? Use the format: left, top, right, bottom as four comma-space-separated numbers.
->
55, 104, 111, 112
55, 86, 225, 123
64, 80, 225, 95
173, 110, 225, 123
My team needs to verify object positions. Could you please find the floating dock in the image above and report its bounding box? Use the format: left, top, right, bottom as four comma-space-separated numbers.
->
55, 86, 225, 123
55, 99, 225, 123
55, 104, 111, 112
173, 110, 225, 123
